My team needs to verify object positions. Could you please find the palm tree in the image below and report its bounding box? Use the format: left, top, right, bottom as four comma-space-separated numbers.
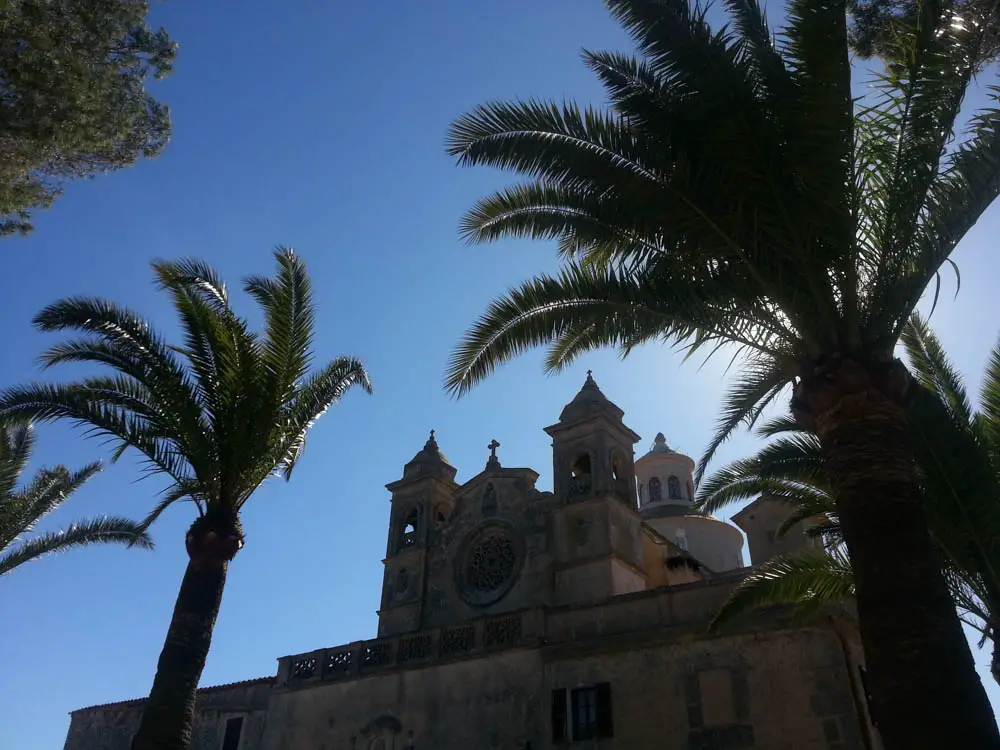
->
0, 421, 151, 576
442, 0, 1000, 745
0, 247, 372, 750
699, 313, 1000, 683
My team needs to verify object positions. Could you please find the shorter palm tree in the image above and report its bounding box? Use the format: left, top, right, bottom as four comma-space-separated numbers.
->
0, 421, 151, 576
698, 314, 1000, 682
0, 247, 372, 750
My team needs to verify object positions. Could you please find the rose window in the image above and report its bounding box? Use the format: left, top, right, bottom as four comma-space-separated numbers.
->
457, 523, 522, 605
467, 532, 517, 593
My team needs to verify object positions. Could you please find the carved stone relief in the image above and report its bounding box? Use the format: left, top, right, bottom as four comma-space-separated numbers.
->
454, 521, 524, 606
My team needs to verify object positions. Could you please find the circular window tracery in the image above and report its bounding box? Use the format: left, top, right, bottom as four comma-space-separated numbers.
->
456, 522, 522, 606
467, 531, 516, 592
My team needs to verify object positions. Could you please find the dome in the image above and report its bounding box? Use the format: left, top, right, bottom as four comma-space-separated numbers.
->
644, 510, 745, 572
635, 430, 744, 571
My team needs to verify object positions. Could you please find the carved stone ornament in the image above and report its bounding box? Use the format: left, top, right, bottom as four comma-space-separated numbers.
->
455, 521, 524, 606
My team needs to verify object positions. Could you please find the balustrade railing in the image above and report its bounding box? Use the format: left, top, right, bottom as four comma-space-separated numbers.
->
283, 611, 526, 686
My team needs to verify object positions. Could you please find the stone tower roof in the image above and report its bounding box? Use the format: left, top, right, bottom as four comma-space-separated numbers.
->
557, 371, 625, 424
401, 430, 457, 482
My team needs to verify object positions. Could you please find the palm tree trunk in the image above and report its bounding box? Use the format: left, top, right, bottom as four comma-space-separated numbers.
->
801, 365, 999, 749
992, 637, 1000, 687
130, 558, 228, 750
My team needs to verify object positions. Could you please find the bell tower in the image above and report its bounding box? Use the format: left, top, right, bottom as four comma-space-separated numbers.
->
545, 373, 645, 606
378, 431, 458, 636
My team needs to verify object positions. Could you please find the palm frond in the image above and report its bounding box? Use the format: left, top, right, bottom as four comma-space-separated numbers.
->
272, 356, 373, 484
979, 329, 1000, 459
0, 421, 33, 499
900, 312, 973, 425
695, 355, 790, 485
775, 495, 837, 538
244, 247, 316, 405
137, 480, 205, 532
710, 549, 854, 631
755, 414, 811, 437
0, 382, 193, 487
446, 98, 663, 196
0, 517, 153, 577
151, 257, 230, 314
0, 460, 103, 552
32, 299, 208, 466
862, 1, 995, 333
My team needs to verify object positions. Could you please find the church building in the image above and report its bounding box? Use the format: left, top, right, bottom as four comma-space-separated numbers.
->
64, 375, 879, 750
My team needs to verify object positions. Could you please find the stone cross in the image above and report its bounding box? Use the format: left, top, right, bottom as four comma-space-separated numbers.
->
486, 439, 502, 470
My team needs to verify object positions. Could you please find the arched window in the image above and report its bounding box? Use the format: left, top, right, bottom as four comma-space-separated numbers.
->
611, 454, 623, 482
568, 452, 593, 500
648, 477, 662, 504
667, 475, 682, 500
400, 509, 418, 551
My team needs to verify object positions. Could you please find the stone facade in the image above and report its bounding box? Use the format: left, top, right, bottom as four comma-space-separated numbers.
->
64, 678, 273, 750
64, 376, 880, 750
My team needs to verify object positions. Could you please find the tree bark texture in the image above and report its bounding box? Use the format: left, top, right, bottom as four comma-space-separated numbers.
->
130, 558, 228, 750
796, 358, 999, 749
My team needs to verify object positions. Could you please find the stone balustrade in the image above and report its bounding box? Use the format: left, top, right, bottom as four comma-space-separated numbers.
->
278, 611, 529, 688
276, 574, 752, 691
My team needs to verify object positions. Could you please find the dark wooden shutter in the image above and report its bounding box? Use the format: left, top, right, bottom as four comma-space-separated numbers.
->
222, 717, 243, 750
596, 682, 613, 738
551, 688, 568, 742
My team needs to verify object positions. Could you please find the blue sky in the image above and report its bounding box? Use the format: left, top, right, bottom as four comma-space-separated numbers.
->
2, 2, 1000, 747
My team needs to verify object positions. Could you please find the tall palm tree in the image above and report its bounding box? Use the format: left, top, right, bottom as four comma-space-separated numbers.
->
442, 0, 1000, 745
0, 421, 151, 576
699, 313, 1000, 683
0, 247, 372, 750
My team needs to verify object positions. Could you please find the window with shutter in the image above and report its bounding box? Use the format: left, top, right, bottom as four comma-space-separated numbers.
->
596, 682, 613, 738
221, 717, 243, 750
551, 688, 568, 742
571, 687, 599, 740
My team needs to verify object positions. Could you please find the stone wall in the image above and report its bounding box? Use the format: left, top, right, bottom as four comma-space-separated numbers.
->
63, 678, 274, 750
265, 649, 544, 750
64, 583, 877, 750
271, 578, 877, 750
